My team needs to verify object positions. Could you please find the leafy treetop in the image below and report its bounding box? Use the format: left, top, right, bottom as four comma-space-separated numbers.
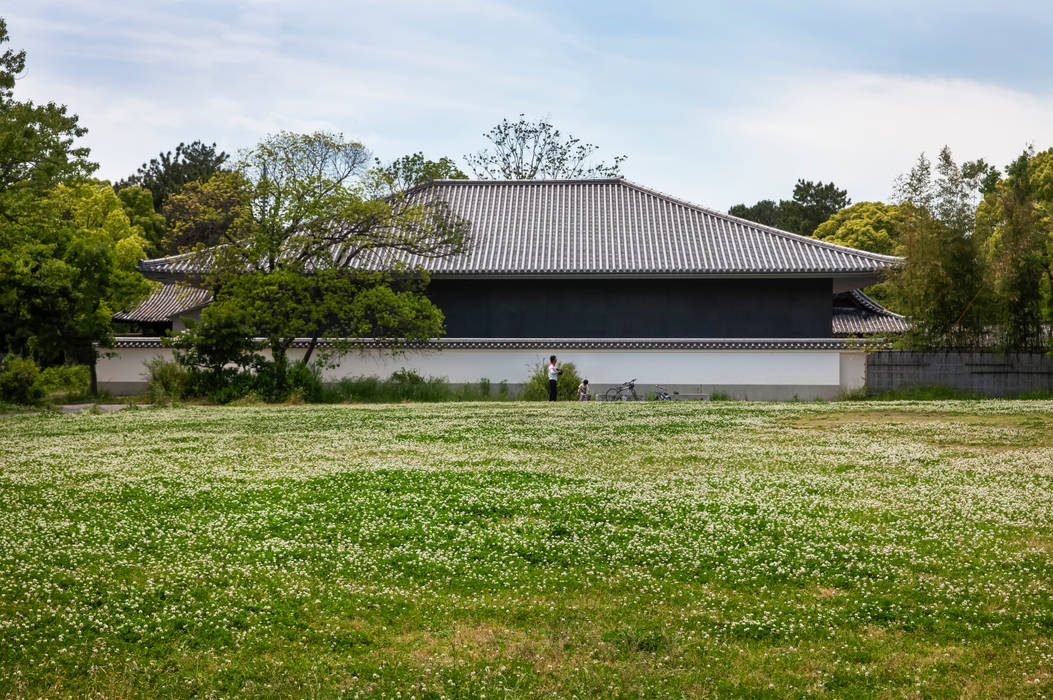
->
465, 115, 626, 180
729, 179, 850, 237
0, 18, 95, 220
117, 140, 229, 211
367, 152, 466, 195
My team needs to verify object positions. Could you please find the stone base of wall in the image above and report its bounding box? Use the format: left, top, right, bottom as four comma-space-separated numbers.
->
867, 351, 1053, 396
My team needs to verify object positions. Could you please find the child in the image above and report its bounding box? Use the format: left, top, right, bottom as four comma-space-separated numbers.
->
578, 378, 590, 401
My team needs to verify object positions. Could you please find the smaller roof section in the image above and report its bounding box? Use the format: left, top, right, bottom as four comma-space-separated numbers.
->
114, 283, 212, 323
833, 290, 909, 337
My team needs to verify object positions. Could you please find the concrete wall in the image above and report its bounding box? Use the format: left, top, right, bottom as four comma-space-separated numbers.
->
98, 344, 868, 400
867, 351, 1053, 396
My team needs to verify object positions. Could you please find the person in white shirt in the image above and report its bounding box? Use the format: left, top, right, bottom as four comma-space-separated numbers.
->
547, 355, 562, 401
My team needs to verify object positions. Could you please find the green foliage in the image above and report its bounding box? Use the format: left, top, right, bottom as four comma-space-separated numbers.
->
887, 206, 986, 349
116, 185, 166, 256
465, 115, 626, 179
0, 180, 152, 371
116, 140, 229, 211
36, 364, 90, 396
0, 354, 44, 405
0, 22, 146, 381
182, 130, 470, 399
0, 21, 95, 221
144, 357, 189, 405
367, 152, 466, 194
166, 303, 261, 378
728, 199, 779, 227
886, 148, 992, 349
812, 201, 907, 256
730, 179, 850, 236
860, 384, 986, 401
974, 146, 1053, 352
161, 171, 249, 253
0, 18, 25, 103
521, 361, 582, 401
319, 371, 455, 403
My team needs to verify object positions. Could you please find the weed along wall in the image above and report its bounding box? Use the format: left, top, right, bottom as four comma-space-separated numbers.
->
98, 338, 868, 400
868, 351, 1053, 397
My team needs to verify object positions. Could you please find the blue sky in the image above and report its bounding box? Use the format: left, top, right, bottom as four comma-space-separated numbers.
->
5, 0, 1052, 209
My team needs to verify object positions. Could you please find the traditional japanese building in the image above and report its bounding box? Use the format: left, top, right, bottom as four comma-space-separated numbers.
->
103, 178, 904, 398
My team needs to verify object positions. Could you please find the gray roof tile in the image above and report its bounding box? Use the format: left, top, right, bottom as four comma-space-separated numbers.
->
833, 290, 910, 336
113, 284, 211, 323
138, 178, 901, 278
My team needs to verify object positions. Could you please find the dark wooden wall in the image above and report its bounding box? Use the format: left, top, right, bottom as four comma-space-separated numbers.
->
427, 277, 832, 338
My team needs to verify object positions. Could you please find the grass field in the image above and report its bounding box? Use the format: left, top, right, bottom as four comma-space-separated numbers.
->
2, 401, 1052, 698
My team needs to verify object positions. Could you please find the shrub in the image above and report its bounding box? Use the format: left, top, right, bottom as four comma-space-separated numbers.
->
319, 371, 454, 403
0, 355, 46, 405
522, 361, 582, 401
37, 365, 91, 397
288, 362, 323, 403
145, 358, 190, 404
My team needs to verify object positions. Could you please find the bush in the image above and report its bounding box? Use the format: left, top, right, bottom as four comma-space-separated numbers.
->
37, 365, 91, 397
0, 355, 46, 405
319, 370, 454, 403
145, 358, 190, 404
288, 361, 323, 403
522, 361, 582, 401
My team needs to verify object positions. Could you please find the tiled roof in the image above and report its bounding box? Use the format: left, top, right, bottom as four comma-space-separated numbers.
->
832, 290, 910, 336
137, 178, 901, 278
113, 284, 211, 323
109, 336, 880, 351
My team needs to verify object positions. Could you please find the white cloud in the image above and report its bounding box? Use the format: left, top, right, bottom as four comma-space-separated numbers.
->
704, 72, 1053, 205
6, 2, 1053, 210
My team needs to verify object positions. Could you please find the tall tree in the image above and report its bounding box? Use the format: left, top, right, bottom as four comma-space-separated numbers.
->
974, 147, 1053, 351
184, 131, 471, 382
367, 152, 466, 194
779, 180, 851, 237
887, 148, 991, 348
727, 199, 779, 227
117, 140, 229, 211
811, 201, 906, 257
116, 185, 166, 255
465, 115, 626, 179
0, 18, 95, 220
0, 181, 151, 389
0, 17, 148, 393
729, 180, 850, 236
161, 171, 249, 253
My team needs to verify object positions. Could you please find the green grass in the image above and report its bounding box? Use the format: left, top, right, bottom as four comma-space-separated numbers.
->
2, 400, 1052, 697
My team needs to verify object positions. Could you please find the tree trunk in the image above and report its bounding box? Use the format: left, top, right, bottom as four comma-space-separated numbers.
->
302, 335, 319, 366
88, 347, 98, 397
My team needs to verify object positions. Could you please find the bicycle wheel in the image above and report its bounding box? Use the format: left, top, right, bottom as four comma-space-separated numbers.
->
604, 387, 621, 402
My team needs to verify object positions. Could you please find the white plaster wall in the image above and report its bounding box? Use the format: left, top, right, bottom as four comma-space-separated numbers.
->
296, 348, 842, 387
99, 345, 852, 392
838, 352, 867, 392
97, 347, 175, 387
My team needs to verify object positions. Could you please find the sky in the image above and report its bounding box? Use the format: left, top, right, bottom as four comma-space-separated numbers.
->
5, 0, 1053, 210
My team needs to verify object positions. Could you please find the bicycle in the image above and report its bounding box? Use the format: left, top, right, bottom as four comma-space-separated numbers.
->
604, 378, 640, 401
654, 385, 678, 401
